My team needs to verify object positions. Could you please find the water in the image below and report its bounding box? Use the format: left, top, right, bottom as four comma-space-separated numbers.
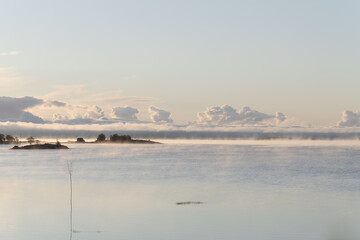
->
1, 140, 360, 240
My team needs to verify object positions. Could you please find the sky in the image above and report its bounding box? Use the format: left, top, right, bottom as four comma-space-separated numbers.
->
1, 0, 360, 130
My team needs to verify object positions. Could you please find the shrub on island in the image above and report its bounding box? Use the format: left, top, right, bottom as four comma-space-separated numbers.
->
76, 138, 86, 143
96, 133, 106, 142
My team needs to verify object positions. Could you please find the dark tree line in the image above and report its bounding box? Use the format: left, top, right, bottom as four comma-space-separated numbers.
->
96, 133, 132, 142
110, 134, 131, 142
0, 134, 19, 144
0, 134, 41, 144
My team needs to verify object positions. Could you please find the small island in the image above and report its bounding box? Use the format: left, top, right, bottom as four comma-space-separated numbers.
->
106, 134, 159, 144
75, 133, 160, 144
12, 143, 69, 150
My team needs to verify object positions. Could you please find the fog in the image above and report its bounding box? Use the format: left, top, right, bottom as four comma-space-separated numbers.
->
2, 121, 360, 140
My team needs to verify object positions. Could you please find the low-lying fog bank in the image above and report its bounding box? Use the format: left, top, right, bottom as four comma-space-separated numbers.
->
3, 128, 360, 140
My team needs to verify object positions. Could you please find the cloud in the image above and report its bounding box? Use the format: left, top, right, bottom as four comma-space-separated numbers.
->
149, 106, 173, 123
275, 112, 287, 125
337, 110, 360, 127
0, 96, 45, 123
111, 106, 139, 121
20, 112, 45, 123
83, 106, 105, 120
197, 105, 286, 126
0, 95, 293, 130
0, 96, 68, 123
44, 100, 66, 107
0, 51, 21, 56
52, 105, 107, 124
52, 113, 69, 122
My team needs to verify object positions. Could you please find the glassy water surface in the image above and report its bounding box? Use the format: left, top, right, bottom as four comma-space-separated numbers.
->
1, 140, 360, 240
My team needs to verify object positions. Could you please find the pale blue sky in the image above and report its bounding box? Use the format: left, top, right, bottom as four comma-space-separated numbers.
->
1, 0, 359, 125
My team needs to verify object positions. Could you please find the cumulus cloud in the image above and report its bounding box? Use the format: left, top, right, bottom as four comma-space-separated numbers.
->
83, 106, 105, 120
44, 100, 66, 107
197, 105, 286, 126
148, 106, 173, 123
337, 110, 360, 127
275, 112, 287, 125
20, 112, 45, 123
0, 96, 293, 129
0, 96, 68, 123
0, 96, 45, 123
52, 113, 69, 122
111, 106, 139, 121
52, 105, 107, 124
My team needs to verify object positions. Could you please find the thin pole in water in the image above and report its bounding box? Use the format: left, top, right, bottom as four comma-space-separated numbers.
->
67, 159, 73, 240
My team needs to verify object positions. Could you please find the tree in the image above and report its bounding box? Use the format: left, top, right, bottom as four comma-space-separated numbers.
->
96, 133, 106, 142
6, 135, 15, 143
76, 138, 85, 143
27, 136, 35, 144
110, 134, 131, 142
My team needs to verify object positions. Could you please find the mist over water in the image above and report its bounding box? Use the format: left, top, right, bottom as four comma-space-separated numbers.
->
1, 140, 360, 240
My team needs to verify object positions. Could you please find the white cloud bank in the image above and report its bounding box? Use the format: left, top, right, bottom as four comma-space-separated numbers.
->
337, 110, 360, 127
111, 106, 139, 121
148, 106, 173, 123
0, 98, 290, 127
197, 105, 286, 126
2, 97, 360, 139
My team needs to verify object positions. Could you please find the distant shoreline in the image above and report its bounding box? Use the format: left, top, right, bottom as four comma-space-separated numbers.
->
4, 129, 360, 141
0, 133, 160, 145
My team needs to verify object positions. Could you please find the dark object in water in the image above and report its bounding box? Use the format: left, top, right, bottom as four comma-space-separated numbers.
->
176, 201, 204, 205
11, 143, 69, 150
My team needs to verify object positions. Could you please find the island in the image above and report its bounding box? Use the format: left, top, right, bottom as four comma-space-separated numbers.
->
11, 143, 69, 150
74, 133, 160, 144
1, 132, 160, 150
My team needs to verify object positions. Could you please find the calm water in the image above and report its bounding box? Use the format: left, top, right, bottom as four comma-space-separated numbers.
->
1, 140, 360, 240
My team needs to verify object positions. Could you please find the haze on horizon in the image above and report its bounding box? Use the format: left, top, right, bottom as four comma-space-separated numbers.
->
1, 0, 359, 128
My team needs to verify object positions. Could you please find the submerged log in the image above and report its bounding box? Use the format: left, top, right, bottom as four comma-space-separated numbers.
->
176, 201, 204, 205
